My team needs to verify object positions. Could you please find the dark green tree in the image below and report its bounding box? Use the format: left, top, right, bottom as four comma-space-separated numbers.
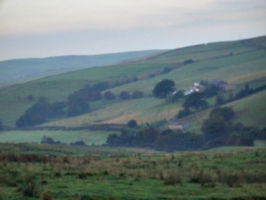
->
106, 134, 119, 146
209, 107, 235, 121
133, 127, 159, 147
67, 93, 89, 117
48, 102, 66, 118
127, 119, 138, 128
119, 91, 131, 100
153, 79, 175, 100
215, 95, 224, 106
176, 108, 191, 118
104, 91, 115, 100
183, 92, 209, 110
201, 115, 230, 140
16, 98, 50, 127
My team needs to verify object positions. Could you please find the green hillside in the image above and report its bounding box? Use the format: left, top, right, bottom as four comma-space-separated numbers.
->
177, 89, 266, 133
0, 50, 162, 87
0, 35, 265, 131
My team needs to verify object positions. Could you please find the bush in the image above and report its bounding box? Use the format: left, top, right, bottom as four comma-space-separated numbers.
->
70, 140, 86, 146
127, 120, 138, 128
41, 136, 62, 145
18, 174, 39, 197
176, 108, 190, 118
104, 91, 115, 100
41, 191, 52, 200
183, 59, 194, 65
119, 91, 131, 100
163, 171, 182, 186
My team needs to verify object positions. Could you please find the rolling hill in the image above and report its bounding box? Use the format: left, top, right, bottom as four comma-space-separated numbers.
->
0, 35, 265, 142
0, 50, 163, 87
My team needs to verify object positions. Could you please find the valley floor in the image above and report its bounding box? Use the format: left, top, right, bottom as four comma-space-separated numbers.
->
0, 144, 266, 200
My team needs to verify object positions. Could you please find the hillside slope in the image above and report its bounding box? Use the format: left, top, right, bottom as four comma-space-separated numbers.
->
0, 36, 265, 128
0, 50, 162, 87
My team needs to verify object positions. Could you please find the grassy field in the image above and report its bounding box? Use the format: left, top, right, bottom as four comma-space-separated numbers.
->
0, 130, 115, 145
0, 50, 162, 87
0, 143, 265, 199
0, 36, 265, 129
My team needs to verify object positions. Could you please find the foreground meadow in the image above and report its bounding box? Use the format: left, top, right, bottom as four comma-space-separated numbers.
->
0, 144, 266, 200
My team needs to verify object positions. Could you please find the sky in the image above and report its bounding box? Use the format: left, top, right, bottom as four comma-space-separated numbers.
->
0, 0, 265, 61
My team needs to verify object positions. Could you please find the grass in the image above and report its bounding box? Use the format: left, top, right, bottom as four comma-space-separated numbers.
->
228, 90, 266, 128
0, 143, 265, 199
0, 130, 115, 145
0, 36, 266, 128
41, 98, 181, 127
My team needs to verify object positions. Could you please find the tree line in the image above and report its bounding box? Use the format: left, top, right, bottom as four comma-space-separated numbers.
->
106, 107, 266, 151
15, 81, 145, 128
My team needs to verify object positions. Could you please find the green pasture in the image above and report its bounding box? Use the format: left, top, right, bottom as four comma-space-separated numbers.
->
41, 98, 181, 127
0, 36, 266, 128
228, 90, 266, 128
0, 144, 266, 199
0, 130, 114, 145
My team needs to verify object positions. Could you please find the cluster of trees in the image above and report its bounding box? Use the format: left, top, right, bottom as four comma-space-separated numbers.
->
153, 79, 265, 121
119, 90, 144, 100
106, 107, 266, 151
106, 127, 203, 151
201, 107, 265, 148
40, 136, 87, 146
103, 90, 144, 100
16, 78, 146, 127
16, 97, 66, 127
218, 83, 266, 105
177, 92, 210, 119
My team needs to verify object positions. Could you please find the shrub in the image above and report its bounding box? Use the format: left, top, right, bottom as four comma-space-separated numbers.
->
127, 119, 138, 128
119, 91, 131, 100
41, 191, 52, 200
18, 174, 39, 197
183, 59, 194, 65
104, 91, 115, 100
189, 170, 216, 186
163, 170, 182, 186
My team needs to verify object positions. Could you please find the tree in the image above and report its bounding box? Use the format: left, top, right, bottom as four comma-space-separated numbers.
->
48, 102, 66, 118
119, 91, 131, 100
201, 115, 230, 140
183, 92, 209, 110
67, 100, 89, 117
153, 79, 175, 99
27, 95, 35, 101
209, 107, 235, 122
171, 90, 184, 102
16, 99, 50, 127
127, 119, 138, 128
66, 93, 89, 117
176, 108, 191, 118
104, 91, 115, 100
106, 134, 119, 146
133, 127, 159, 147
215, 95, 224, 106
183, 59, 194, 65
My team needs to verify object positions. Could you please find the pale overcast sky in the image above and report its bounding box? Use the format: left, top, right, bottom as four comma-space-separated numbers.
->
0, 0, 265, 60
